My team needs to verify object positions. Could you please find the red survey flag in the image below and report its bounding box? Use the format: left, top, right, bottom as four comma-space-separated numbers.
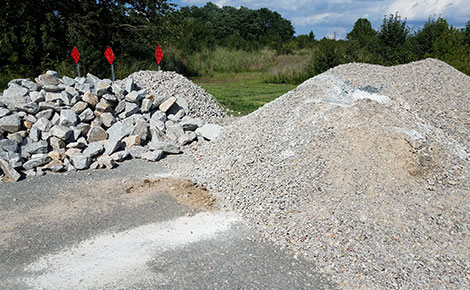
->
104, 46, 115, 64
71, 46, 80, 64
155, 44, 163, 65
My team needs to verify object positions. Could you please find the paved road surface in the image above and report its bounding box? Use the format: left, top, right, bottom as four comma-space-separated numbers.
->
0, 158, 334, 289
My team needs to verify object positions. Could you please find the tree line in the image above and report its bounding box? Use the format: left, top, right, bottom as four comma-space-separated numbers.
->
1, 1, 470, 86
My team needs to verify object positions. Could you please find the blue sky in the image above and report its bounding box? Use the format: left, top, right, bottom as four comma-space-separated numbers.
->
171, 0, 469, 39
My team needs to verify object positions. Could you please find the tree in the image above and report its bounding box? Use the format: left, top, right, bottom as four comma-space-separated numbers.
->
377, 13, 411, 64
412, 17, 450, 58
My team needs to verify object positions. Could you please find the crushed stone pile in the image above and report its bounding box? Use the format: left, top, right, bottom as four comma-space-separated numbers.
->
0, 70, 224, 182
189, 59, 470, 289
120, 70, 226, 122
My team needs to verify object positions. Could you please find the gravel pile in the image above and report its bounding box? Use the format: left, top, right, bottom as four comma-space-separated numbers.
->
189, 59, 470, 289
120, 71, 226, 122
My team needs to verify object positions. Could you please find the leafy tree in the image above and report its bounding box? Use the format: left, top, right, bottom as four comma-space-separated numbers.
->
412, 17, 450, 58
377, 13, 411, 64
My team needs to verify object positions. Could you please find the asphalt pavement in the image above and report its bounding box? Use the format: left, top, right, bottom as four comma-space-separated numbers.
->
0, 158, 335, 289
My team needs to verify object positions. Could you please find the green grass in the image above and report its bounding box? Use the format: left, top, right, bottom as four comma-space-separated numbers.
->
192, 72, 296, 115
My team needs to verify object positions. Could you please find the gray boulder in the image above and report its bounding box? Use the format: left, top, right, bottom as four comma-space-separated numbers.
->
23, 154, 51, 170
87, 126, 108, 142
0, 139, 19, 153
59, 109, 78, 127
50, 125, 73, 140
196, 124, 224, 141
70, 153, 91, 170
0, 159, 21, 181
142, 150, 163, 162
83, 142, 104, 158
0, 114, 21, 133
148, 141, 180, 154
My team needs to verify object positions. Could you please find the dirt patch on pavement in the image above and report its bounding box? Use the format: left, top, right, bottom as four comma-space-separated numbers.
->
125, 178, 216, 211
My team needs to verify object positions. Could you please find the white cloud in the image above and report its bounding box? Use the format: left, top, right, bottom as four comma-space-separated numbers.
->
177, 0, 469, 37
386, 0, 468, 22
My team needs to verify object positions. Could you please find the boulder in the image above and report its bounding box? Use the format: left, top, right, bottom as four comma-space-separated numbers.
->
159, 96, 176, 113
59, 109, 78, 127
97, 155, 115, 169
195, 124, 224, 141
0, 114, 21, 133
82, 92, 99, 107
83, 142, 104, 158
0, 159, 21, 182
0, 139, 19, 153
142, 150, 163, 162
148, 141, 180, 154
79, 108, 95, 122
87, 126, 108, 142
23, 154, 51, 170
100, 112, 116, 128
104, 122, 132, 155
50, 125, 73, 140
70, 154, 91, 170
128, 146, 148, 159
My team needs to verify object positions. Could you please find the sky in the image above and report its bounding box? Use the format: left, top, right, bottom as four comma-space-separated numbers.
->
172, 0, 469, 39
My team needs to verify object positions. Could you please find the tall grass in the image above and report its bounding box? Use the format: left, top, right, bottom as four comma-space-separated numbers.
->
188, 47, 276, 75
264, 51, 315, 84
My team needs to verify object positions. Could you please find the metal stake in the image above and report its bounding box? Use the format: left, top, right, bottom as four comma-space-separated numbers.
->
158, 65, 161, 71
111, 64, 115, 82
76, 63, 81, 78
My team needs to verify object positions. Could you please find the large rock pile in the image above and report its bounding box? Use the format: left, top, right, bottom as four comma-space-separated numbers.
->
190, 59, 470, 289
0, 70, 224, 182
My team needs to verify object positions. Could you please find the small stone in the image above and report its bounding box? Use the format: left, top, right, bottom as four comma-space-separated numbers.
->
115, 100, 126, 114
122, 135, 141, 150
142, 150, 163, 162
49, 136, 65, 150
125, 78, 134, 93
35, 109, 54, 120
125, 102, 139, 117
7, 131, 27, 143
140, 98, 152, 113
125, 91, 142, 103
96, 81, 111, 97
79, 108, 95, 122
29, 91, 44, 103
72, 101, 88, 115
110, 150, 129, 162
48, 151, 65, 161
45, 92, 62, 102
159, 97, 177, 113
95, 101, 111, 113
0, 159, 21, 182
148, 141, 180, 154
23, 120, 34, 129
44, 160, 65, 172
82, 92, 99, 107
97, 155, 115, 169
128, 146, 148, 159
104, 122, 132, 155
32, 117, 52, 132
15, 102, 39, 114
100, 112, 116, 128
30, 126, 41, 142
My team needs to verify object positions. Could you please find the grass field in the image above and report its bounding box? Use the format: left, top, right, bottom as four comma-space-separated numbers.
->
192, 72, 297, 115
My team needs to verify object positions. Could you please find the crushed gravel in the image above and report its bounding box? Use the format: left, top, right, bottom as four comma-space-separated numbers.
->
188, 59, 470, 289
119, 71, 226, 123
